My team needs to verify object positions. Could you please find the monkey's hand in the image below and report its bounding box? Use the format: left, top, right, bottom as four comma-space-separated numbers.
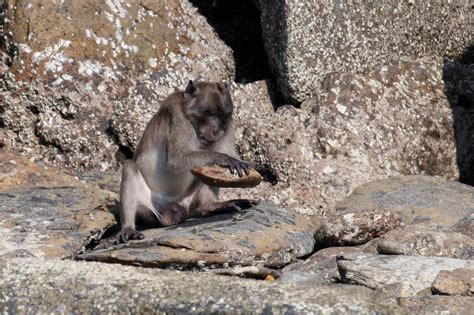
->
226, 158, 253, 177
255, 163, 279, 186
117, 227, 144, 244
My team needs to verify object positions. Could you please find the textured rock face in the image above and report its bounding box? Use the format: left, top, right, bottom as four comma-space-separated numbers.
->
338, 253, 474, 296
223, 58, 461, 214
78, 203, 317, 268
0, 150, 115, 259
432, 269, 474, 296
2, 0, 234, 96
257, 0, 473, 103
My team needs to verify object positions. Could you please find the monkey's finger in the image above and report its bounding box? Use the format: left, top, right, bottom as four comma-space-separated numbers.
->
131, 232, 144, 240
243, 164, 251, 176
228, 163, 235, 175
236, 166, 243, 177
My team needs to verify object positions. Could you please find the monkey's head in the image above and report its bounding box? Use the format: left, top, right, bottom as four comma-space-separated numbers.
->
184, 80, 234, 147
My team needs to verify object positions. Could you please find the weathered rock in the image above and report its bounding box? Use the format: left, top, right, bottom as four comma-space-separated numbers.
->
432, 268, 474, 296
257, 0, 473, 103
0, 150, 115, 259
0, 258, 405, 314
338, 176, 474, 227
280, 247, 361, 284
377, 226, 474, 259
78, 203, 317, 268
338, 253, 474, 296
224, 58, 464, 215
315, 210, 400, 246
398, 296, 474, 314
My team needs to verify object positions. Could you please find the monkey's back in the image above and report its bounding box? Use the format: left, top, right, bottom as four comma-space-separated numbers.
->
133, 91, 198, 194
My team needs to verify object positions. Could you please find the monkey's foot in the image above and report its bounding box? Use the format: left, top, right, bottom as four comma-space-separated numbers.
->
117, 227, 144, 243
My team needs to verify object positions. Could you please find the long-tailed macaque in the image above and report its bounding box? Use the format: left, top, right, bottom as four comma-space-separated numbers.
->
118, 80, 256, 242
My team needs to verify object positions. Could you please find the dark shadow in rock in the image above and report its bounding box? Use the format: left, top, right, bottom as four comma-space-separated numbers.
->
188, 0, 285, 107
189, 0, 270, 83
443, 44, 474, 185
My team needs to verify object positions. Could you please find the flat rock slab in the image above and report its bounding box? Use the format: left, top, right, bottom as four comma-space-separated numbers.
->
337, 176, 474, 227
377, 226, 474, 259
78, 203, 317, 268
0, 150, 115, 259
338, 253, 474, 295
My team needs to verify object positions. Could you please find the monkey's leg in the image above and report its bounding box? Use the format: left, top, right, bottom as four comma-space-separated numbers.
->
189, 185, 259, 216
118, 160, 148, 243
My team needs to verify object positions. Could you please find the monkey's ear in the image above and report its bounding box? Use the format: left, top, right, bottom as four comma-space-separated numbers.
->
185, 80, 196, 98
217, 82, 229, 93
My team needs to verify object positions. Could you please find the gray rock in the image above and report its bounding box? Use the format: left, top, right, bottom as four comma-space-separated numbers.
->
78, 203, 317, 268
432, 268, 474, 296
0, 258, 405, 314
0, 150, 115, 259
257, 0, 473, 103
338, 253, 474, 296
377, 226, 474, 259
337, 176, 474, 227
398, 296, 474, 314
315, 209, 400, 246
280, 247, 361, 284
